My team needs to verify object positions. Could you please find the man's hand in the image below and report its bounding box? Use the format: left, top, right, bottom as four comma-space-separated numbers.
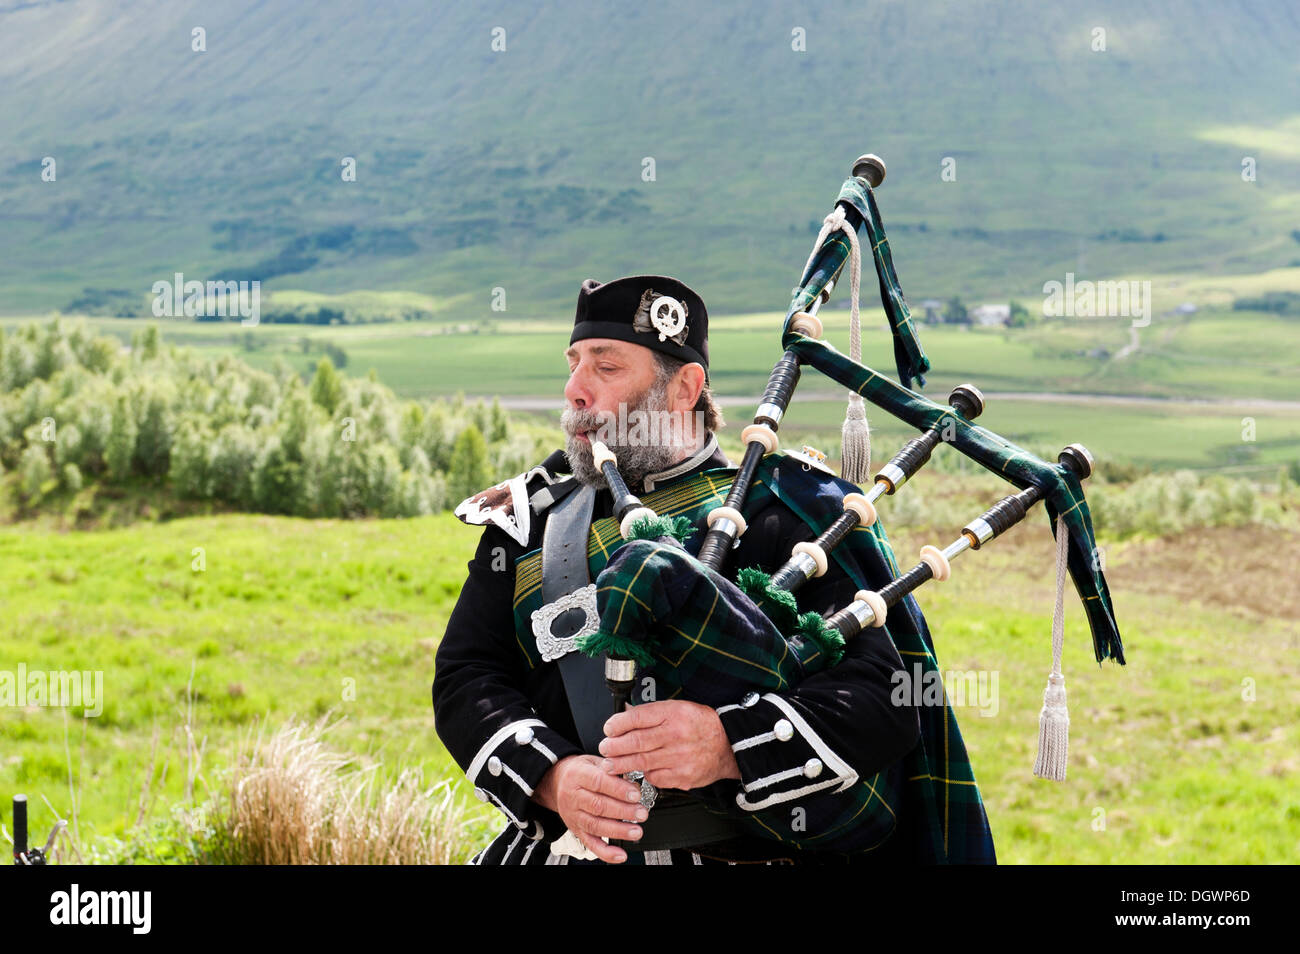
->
533, 754, 646, 864
599, 700, 741, 790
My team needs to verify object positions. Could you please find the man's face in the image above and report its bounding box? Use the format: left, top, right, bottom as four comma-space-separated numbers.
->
561, 338, 696, 488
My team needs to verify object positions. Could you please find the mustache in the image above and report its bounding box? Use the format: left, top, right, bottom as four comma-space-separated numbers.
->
561, 407, 605, 437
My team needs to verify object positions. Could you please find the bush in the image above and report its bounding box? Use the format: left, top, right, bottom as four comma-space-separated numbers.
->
252, 436, 304, 515
0, 319, 543, 520
208, 424, 260, 506
170, 417, 213, 498
1090, 470, 1262, 539
62, 462, 83, 492
20, 444, 53, 501
448, 425, 491, 504
106, 395, 137, 481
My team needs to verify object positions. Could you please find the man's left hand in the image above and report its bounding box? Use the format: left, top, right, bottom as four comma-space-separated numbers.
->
599, 700, 741, 790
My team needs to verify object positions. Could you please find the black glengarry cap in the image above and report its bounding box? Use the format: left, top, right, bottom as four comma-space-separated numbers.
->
570, 275, 709, 376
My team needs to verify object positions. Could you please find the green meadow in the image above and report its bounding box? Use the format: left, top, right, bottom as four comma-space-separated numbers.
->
0, 513, 497, 861
2, 269, 1297, 862
3, 509, 1297, 863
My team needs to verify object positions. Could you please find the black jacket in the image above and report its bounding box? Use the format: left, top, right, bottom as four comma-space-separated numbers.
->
433, 437, 920, 864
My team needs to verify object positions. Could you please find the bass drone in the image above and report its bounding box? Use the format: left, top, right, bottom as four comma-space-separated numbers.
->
574, 153, 1125, 858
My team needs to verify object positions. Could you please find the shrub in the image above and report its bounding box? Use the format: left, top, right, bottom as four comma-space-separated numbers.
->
20, 444, 53, 501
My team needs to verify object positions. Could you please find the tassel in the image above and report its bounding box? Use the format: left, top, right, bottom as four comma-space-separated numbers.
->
1034, 515, 1071, 780
1033, 672, 1069, 780
804, 205, 872, 485
841, 393, 871, 484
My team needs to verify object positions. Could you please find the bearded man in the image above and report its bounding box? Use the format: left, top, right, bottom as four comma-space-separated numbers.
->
432, 275, 994, 865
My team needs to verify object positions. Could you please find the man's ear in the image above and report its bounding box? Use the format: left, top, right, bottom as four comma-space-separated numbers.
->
673, 362, 706, 412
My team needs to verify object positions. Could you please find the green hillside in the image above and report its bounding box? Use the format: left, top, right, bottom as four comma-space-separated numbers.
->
1, 0, 1297, 317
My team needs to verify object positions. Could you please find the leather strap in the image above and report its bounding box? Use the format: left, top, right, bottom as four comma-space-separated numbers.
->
541, 484, 613, 754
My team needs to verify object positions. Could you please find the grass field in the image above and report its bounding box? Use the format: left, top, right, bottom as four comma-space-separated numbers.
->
0, 513, 496, 860
2, 507, 1297, 863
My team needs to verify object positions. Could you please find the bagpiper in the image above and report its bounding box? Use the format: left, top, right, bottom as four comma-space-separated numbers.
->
432, 274, 997, 865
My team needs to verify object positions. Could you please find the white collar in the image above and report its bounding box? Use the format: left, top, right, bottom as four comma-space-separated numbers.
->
641, 433, 723, 492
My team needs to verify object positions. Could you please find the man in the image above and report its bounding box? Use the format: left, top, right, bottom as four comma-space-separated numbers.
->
433, 275, 992, 864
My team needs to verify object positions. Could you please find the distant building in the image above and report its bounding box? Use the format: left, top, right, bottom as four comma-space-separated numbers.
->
918, 299, 943, 323
971, 303, 1011, 326
1175, 302, 1197, 314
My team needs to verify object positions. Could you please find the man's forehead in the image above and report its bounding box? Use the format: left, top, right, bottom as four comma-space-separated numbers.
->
564, 338, 649, 360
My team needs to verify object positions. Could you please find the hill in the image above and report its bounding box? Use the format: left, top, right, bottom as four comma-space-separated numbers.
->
1, 0, 1297, 317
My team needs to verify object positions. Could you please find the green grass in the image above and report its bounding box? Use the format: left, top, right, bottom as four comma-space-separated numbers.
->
0, 512, 493, 857
2, 508, 1297, 863
884, 522, 1300, 864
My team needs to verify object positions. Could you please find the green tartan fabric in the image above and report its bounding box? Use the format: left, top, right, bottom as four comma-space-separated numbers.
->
783, 334, 1125, 667
579, 537, 833, 677
509, 461, 996, 862
785, 176, 931, 389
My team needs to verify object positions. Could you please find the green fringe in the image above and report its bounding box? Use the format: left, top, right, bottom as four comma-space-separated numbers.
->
625, 514, 695, 545
574, 628, 654, 668
795, 611, 846, 666
735, 566, 799, 634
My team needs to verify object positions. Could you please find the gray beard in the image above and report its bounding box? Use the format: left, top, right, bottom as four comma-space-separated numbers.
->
561, 380, 689, 491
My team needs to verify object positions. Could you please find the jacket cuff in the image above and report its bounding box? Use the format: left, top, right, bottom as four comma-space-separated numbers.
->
716, 692, 858, 812
467, 718, 581, 829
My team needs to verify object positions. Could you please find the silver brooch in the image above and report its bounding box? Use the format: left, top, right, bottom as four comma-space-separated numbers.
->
530, 584, 600, 662
649, 296, 687, 342
631, 288, 689, 345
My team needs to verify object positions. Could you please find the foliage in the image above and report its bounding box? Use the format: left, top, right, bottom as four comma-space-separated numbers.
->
0, 319, 548, 519
1233, 291, 1300, 315
1089, 469, 1262, 539
943, 295, 969, 324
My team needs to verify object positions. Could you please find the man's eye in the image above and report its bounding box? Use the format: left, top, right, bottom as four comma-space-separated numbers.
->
599, 365, 618, 373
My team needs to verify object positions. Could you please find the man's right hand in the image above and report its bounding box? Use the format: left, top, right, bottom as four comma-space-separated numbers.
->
533, 754, 646, 864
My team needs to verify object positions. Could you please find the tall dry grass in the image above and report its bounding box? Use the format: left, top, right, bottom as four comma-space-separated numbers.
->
212, 716, 475, 865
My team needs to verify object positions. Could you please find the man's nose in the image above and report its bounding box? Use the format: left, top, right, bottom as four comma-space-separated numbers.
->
564, 365, 591, 409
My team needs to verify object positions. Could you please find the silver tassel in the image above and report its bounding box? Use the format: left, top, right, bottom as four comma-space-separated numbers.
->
1033, 515, 1071, 781
840, 393, 871, 484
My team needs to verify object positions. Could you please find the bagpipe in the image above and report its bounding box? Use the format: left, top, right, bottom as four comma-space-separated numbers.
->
574, 153, 1125, 856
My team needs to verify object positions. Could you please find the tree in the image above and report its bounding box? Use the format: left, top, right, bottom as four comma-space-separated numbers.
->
943, 296, 969, 324
1006, 299, 1036, 328
134, 391, 173, 476
252, 436, 304, 515
106, 394, 137, 480
169, 417, 212, 499
448, 425, 491, 505
309, 356, 343, 415
208, 423, 259, 505
20, 445, 52, 501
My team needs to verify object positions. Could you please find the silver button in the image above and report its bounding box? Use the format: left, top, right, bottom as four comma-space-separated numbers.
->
474, 788, 489, 802
488, 756, 503, 776
774, 719, 794, 742
803, 758, 824, 778
515, 726, 535, 746
741, 691, 760, 708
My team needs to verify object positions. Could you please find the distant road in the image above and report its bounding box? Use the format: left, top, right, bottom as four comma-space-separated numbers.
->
487, 391, 1300, 412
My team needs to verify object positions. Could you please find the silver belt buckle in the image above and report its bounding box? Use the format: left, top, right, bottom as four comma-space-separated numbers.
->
531, 583, 600, 662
